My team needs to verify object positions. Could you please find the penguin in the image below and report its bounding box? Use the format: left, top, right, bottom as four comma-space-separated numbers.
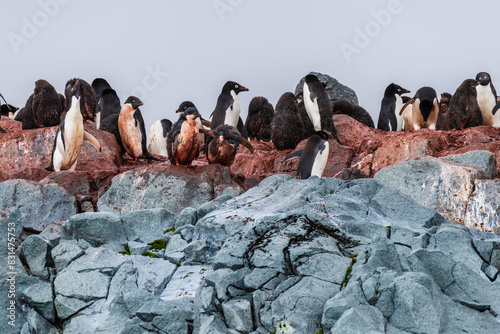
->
436, 92, 452, 130
377, 83, 410, 131
401, 96, 414, 131
118, 96, 158, 162
96, 88, 121, 129
176, 101, 210, 149
445, 79, 482, 130
204, 124, 254, 166
245, 96, 274, 141
331, 100, 375, 128
492, 102, 500, 127
47, 79, 101, 172
100, 113, 124, 153
271, 92, 304, 151
210, 81, 249, 139
297, 98, 316, 139
64, 78, 97, 122
0, 93, 18, 119
167, 107, 204, 166
148, 119, 172, 157
296, 131, 331, 179
475, 72, 497, 126
399, 87, 439, 130
16, 80, 63, 129
91, 78, 112, 102
303, 74, 341, 143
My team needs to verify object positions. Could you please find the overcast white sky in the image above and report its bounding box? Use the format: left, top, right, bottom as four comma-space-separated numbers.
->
2, 1, 499, 136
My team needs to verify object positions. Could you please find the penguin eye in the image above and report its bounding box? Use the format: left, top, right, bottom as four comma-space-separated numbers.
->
235, 85, 239, 89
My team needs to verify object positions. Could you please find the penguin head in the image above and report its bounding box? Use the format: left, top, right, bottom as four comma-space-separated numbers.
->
476, 72, 491, 86
316, 130, 332, 140
182, 106, 201, 120
223, 81, 249, 95
440, 92, 452, 104
69, 79, 82, 101
415, 86, 438, 122
176, 101, 196, 113
124, 96, 143, 109
304, 74, 319, 85
384, 83, 410, 97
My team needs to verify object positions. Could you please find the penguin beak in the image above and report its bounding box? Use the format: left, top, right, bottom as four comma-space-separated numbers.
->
175, 109, 181, 113
403, 88, 410, 94
241, 86, 249, 92
138, 101, 143, 107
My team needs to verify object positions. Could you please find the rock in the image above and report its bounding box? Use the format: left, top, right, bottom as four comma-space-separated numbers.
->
21, 235, 52, 278
131, 256, 177, 295
54, 295, 94, 321
161, 265, 210, 302
21, 308, 59, 334
20, 281, 56, 322
54, 270, 110, 301
222, 299, 253, 333
375, 156, 484, 223
322, 281, 367, 332
175, 207, 198, 229
294, 72, 359, 106
441, 150, 497, 179
464, 179, 500, 232
62, 212, 127, 247
165, 234, 188, 255
121, 208, 175, 243
51, 240, 85, 271
127, 241, 150, 255
0, 125, 121, 183
0, 116, 22, 132
98, 163, 241, 214
330, 304, 386, 334
0, 179, 76, 233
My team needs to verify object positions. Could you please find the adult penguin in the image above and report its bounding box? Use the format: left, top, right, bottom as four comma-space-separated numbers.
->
15, 79, 63, 129
47, 79, 101, 172
377, 83, 410, 131
167, 107, 204, 166
0, 93, 17, 119
296, 131, 331, 179
204, 124, 254, 166
446, 79, 482, 130
332, 100, 375, 128
148, 119, 172, 157
245, 96, 274, 141
176, 100, 211, 148
475, 72, 497, 126
95, 88, 121, 129
210, 81, 249, 139
399, 86, 439, 130
118, 96, 158, 162
271, 92, 304, 151
64, 78, 97, 122
303, 74, 341, 142
91, 78, 112, 102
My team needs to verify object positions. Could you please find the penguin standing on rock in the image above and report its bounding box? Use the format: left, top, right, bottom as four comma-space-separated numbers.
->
95, 88, 121, 129
176, 101, 211, 149
16, 80, 63, 129
210, 81, 249, 138
296, 131, 331, 179
148, 119, 172, 157
168, 107, 204, 166
401, 96, 414, 131
377, 83, 410, 131
399, 87, 439, 130
91, 78, 112, 102
303, 74, 340, 142
271, 92, 304, 151
436, 93, 452, 130
245, 96, 274, 141
47, 80, 101, 172
475, 72, 497, 126
332, 100, 374, 128
446, 79, 482, 130
0, 93, 18, 119
204, 124, 254, 166
118, 96, 158, 162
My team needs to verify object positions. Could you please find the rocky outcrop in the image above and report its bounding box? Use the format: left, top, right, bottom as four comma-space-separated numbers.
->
294, 72, 359, 106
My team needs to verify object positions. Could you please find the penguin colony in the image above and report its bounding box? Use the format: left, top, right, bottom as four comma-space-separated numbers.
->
3, 71, 500, 178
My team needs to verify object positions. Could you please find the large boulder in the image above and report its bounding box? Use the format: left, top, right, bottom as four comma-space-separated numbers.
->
294, 71, 359, 106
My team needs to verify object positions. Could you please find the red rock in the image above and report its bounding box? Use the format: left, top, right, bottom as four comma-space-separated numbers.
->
0, 116, 22, 132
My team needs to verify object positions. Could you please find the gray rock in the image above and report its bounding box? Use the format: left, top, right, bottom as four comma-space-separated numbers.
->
412, 249, 455, 290
54, 295, 95, 320
130, 255, 177, 295
0, 179, 76, 233
54, 270, 110, 301
331, 304, 386, 334
492, 249, 500, 269
184, 240, 209, 263
150, 300, 195, 334
20, 281, 55, 322
464, 179, 500, 232
441, 150, 497, 179
243, 268, 279, 290
222, 299, 253, 333
161, 265, 210, 302
21, 308, 59, 334
165, 234, 188, 254
127, 240, 150, 255
62, 212, 127, 247
175, 207, 197, 229
322, 281, 367, 332
196, 194, 234, 219
374, 156, 484, 223
295, 72, 359, 106
97, 164, 240, 214
21, 235, 51, 279
451, 261, 500, 306
51, 240, 85, 271
39, 219, 65, 247
121, 208, 175, 243
178, 224, 195, 242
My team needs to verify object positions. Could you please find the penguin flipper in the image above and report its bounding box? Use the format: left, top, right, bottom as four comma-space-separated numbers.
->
493, 102, 500, 116
387, 105, 397, 131
237, 117, 248, 139
201, 118, 212, 128
84, 131, 101, 152
239, 137, 254, 153
285, 149, 303, 161
47, 126, 62, 171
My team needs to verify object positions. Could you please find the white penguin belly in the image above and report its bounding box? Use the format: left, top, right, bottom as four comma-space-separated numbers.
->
60, 112, 84, 170
149, 121, 168, 156
310, 141, 329, 178
224, 91, 240, 127
394, 94, 404, 131
476, 84, 496, 125
303, 82, 322, 131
